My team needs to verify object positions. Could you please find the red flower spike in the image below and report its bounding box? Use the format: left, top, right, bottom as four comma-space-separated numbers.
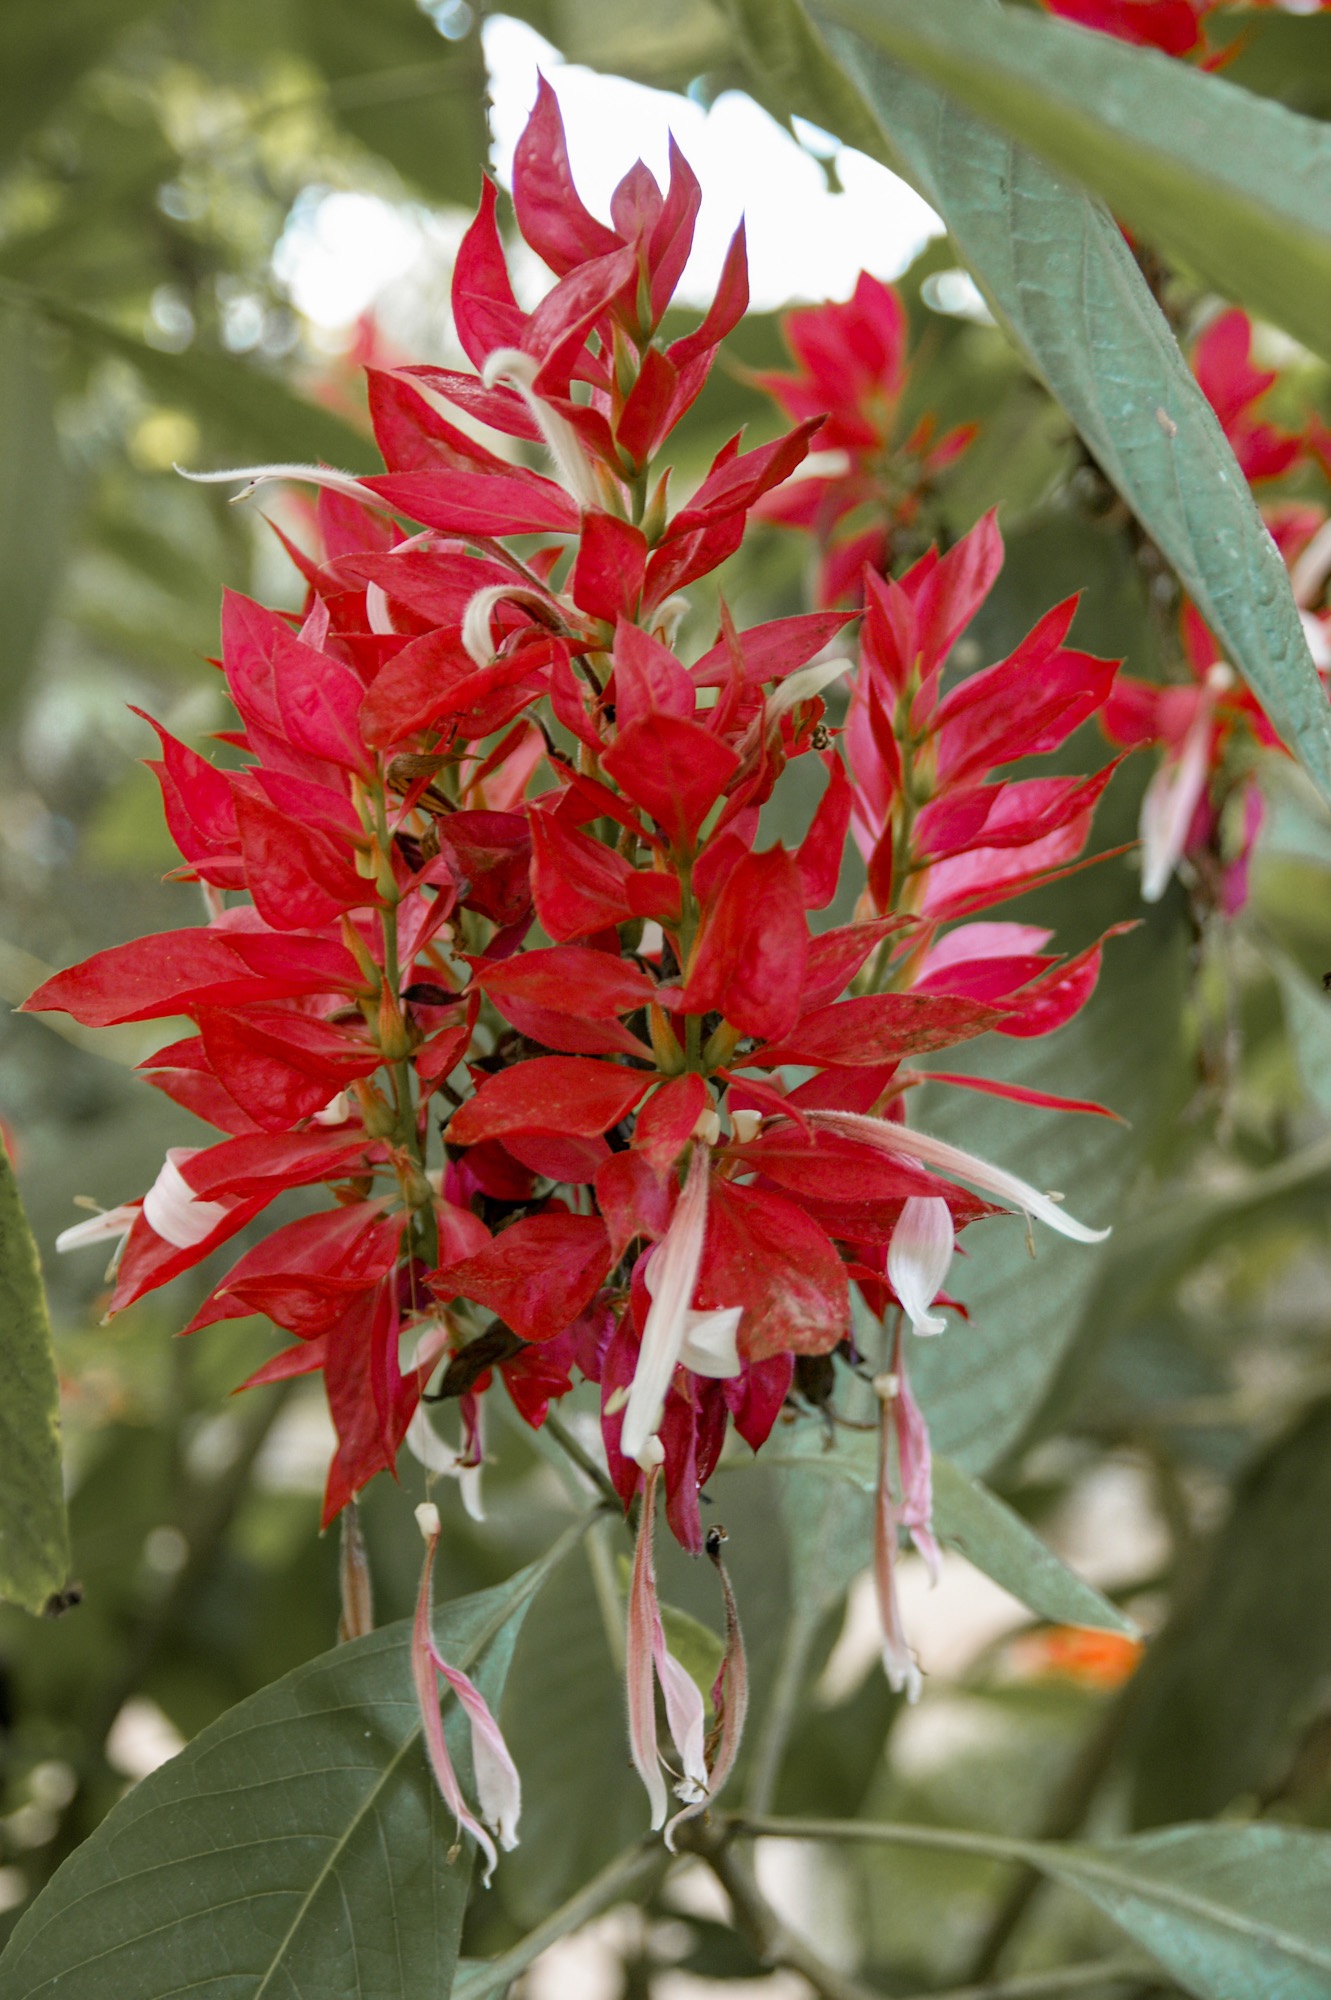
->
753, 992, 1005, 1069
512, 76, 622, 280
570, 513, 648, 623
134, 712, 242, 887
450, 176, 527, 370
1039, 0, 1205, 57
472, 944, 656, 1019
360, 469, 581, 539
366, 369, 513, 477
596, 1150, 675, 1263
610, 619, 696, 727
690, 611, 853, 691
796, 753, 852, 909
231, 789, 373, 932
529, 808, 636, 939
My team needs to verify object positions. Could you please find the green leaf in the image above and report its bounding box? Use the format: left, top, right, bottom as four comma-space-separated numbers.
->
1039, 1824, 1331, 2000
295, 0, 490, 209
0, 309, 64, 719
816, 0, 1331, 367
931, 1457, 1137, 1638
0, 0, 172, 170
0, 1537, 575, 1998
767, 1431, 1131, 1636
0, 1143, 70, 1617
1125, 1396, 1331, 1826
720, 0, 1331, 808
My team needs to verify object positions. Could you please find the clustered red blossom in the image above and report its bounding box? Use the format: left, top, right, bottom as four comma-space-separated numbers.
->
754, 271, 975, 606
33, 87, 1131, 1856
1102, 310, 1331, 912
1038, 0, 1331, 64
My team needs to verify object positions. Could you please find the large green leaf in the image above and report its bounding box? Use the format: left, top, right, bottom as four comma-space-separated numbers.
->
1125, 1397, 1331, 1826
1039, 1825, 1331, 2000
0, 1536, 577, 1999
720, 0, 1331, 809
0, 0, 173, 170
817, 0, 1331, 367
295, 0, 489, 209
0, 308, 64, 719
932, 1457, 1136, 1638
0, 1144, 70, 1617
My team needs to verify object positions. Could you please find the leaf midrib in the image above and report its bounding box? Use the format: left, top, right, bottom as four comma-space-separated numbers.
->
1047, 1843, 1331, 1973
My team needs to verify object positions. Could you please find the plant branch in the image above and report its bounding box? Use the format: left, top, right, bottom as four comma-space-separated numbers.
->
676, 1818, 885, 2000
961, 1665, 1147, 1981
543, 1407, 627, 1515
451, 1840, 667, 2000
730, 1813, 1038, 1866
895, 1958, 1156, 2000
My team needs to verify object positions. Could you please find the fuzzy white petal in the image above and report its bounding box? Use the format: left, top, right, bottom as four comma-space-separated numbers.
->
811, 1111, 1110, 1245
888, 1196, 954, 1337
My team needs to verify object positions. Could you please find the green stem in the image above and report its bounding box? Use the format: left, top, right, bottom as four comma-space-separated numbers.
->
741, 1597, 827, 1816
730, 1813, 1042, 1867
452, 1841, 668, 2000
544, 1407, 627, 1516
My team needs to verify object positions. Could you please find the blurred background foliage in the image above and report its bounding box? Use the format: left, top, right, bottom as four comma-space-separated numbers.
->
3, 1, 1331, 1993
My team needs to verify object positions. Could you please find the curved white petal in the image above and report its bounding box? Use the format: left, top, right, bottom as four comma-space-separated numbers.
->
679, 1307, 743, 1378
1139, 704, 1213, 903
888, 1196, 954, 1337
810, 1111, 1110, 1245
142, 1149, 229, 1248
480, 347, 599, 509
55, 1204, 137, 1254
621, 1148, 711, 1466
175, 461, 387, 509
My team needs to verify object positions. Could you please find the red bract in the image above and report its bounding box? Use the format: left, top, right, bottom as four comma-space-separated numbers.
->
32, 83, 1139, 1843
756, 272, 976, 605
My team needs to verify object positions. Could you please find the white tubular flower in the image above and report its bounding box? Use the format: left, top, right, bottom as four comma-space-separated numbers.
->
887, 1196, 955, 1337
679, 1306, 743, 1378
808, 1111, 1110, 1246
55, 1204, 137, 1256
480, 348, 600, 510
406, 1406, 485, 1522
736, 656, 849, 762
621, 1147, 742, 1468
460, 582, 561, 668
365, 583, 395, 636
175, 462, 389, 509
1139, 699, 1216, 903
141, 1149, 230, 1249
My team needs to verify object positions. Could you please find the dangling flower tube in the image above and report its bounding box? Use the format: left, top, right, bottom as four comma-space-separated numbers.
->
411, 1503, 521, 1884
626, 1468, 748, 1841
